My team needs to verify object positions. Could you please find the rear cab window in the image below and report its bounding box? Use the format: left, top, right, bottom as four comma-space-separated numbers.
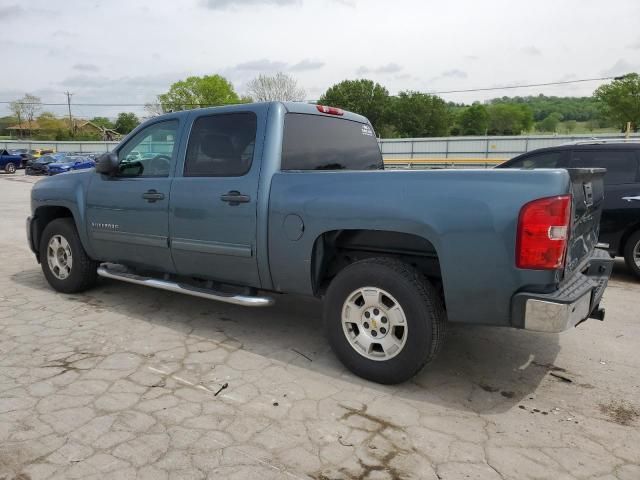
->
569, 150, 640, 185
281, 113, 383, 171
503, 151, 565, 169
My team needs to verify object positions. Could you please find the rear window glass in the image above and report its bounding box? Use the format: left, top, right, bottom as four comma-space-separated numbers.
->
282, 113, 383, 171
184, 113, 257, 177
570, 150, 639, 185
504, 151, 563, 169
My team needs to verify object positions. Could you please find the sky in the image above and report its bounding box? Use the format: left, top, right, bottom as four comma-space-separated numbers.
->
2, 0, 640, 119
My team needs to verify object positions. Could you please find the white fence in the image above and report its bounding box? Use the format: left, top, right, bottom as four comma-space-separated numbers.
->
3, 133, 639, 168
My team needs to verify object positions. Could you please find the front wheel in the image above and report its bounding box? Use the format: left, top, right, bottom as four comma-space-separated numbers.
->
4, 162, 16, 174
324, 257, 446, 384
40, 218, 99, 293
623, 230, 640, 280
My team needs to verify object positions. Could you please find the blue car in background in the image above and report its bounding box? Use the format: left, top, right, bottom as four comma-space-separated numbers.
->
0, 149, 23, 174
45, 155, 96, 175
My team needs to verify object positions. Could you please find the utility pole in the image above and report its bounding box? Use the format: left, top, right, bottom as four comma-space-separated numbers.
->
64, 91, 74, 136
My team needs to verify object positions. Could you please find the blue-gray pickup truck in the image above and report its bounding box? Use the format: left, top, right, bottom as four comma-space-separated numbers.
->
27, 102, 613, 383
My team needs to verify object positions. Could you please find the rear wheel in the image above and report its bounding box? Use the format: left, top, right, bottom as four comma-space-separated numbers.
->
623, 230, 640, 280
40, 218, 99, 293
324, 257, 446, 384
4, 162, 16, 174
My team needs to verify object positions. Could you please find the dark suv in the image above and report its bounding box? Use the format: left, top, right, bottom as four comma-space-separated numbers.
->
497, 141, 640, 279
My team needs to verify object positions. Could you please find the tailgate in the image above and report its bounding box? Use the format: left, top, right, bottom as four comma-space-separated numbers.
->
564, 168, 607, 277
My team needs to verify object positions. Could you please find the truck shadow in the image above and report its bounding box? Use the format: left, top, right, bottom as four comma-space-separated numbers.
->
12, 268, 568, 414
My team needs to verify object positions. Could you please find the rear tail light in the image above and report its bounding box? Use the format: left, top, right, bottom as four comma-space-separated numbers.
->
316, 105, 344, 116
516, 195, 571, 270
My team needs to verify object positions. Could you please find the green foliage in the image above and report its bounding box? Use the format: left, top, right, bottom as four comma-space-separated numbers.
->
387, 92, 451, 137
456, 104, 489, 135
0, 116, 17, 135
487, 104, 534, 135
318, 79, 390, 133
114, 112, 140, 134
490, 94, 601, 122
594, 73, 640, 132
536, 112, 563, 132
157, 75, 243, 112
91, 116, 114, 130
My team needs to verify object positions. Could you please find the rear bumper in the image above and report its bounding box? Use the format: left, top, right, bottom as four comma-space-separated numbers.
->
512, 249, 613, 333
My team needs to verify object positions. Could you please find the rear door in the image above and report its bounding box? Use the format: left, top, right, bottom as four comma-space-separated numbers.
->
499, 149, 569, 169
169, 107, 266, 287
569, 149, 640, 252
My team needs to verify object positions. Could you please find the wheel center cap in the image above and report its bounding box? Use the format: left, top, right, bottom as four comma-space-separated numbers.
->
362, 307, 388, 338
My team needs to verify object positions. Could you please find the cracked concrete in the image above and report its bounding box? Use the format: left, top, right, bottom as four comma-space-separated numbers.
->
1, 174, 639, 479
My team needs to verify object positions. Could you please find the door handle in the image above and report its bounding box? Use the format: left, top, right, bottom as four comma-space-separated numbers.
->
622, 196, 640, 202
142, 189, 165, 202
220, 190, 250, 206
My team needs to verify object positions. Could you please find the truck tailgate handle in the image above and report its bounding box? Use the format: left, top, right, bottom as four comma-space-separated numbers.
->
142, 189, 165, 202
221, 191, 250, 206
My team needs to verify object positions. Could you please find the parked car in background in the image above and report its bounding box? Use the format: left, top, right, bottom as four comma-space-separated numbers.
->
29, 149, 54, 159
45, 155, 96, 175
497, 140, 640, 279
0, 149, 23, 173
8, 149, 34, 168
26, 153, 68, 175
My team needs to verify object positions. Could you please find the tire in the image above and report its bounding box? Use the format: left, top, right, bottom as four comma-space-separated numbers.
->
324, 257, 446, 384
39, 218, 99, 293
4, 162, 16, 174
623, 230, 640, 280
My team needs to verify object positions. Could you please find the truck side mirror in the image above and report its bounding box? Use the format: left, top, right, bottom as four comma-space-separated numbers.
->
95, 152, 119, 175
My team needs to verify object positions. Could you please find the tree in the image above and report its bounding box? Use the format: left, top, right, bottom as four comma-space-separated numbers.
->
8, 101, 24, 138
91, 117, 114, 130
536, 112, 563, 132
114, 112, 139, 134
157, 75, 242, 112
22, 94, 42, 134
246, 72, 305, 102
487, 104, 533, 135
457, 104, 489, 135
594, 73, 640, 132
318, 79, 390, 133
387, 92, 450, 138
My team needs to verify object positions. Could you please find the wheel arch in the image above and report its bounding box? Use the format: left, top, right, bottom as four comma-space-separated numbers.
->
32, 205, 89, 260
619, 222, 640, 256
310, 229, 446, 308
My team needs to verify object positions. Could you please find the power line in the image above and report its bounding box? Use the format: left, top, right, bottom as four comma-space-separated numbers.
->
0, 75, 622, 107
427, 76, 616, 95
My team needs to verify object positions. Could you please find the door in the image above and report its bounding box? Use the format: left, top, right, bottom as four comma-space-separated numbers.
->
169, 111, 263, 287
86, 119, 181, 272
569, 149, 640, 252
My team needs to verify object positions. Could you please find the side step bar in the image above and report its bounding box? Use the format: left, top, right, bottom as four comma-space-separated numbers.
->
97, 264, 274, 307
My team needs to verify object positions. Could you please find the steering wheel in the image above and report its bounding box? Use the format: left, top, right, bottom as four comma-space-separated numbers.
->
148, 155, 171, 176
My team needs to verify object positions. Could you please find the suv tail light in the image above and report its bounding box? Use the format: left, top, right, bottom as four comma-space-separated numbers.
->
316, 105, 344, 116
516, 195, 571, 270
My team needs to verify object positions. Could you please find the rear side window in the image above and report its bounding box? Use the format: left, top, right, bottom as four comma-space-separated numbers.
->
570, 150, 639, 185
282, 113, 383, 171
505, 151, 563, 169
184, 113, 257, 177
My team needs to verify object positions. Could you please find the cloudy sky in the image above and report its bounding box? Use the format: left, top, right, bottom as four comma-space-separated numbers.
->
2, 0, 639, 119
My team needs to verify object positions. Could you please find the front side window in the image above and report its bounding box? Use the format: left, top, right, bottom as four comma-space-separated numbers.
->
184, 113, 257, 177
570, 150, 639, 185
282, 113, 383, 171
117, 120, 179, 177
506, 151, 563, 169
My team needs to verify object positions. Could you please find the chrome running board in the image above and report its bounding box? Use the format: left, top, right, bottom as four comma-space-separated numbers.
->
97, 264, 274, 307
